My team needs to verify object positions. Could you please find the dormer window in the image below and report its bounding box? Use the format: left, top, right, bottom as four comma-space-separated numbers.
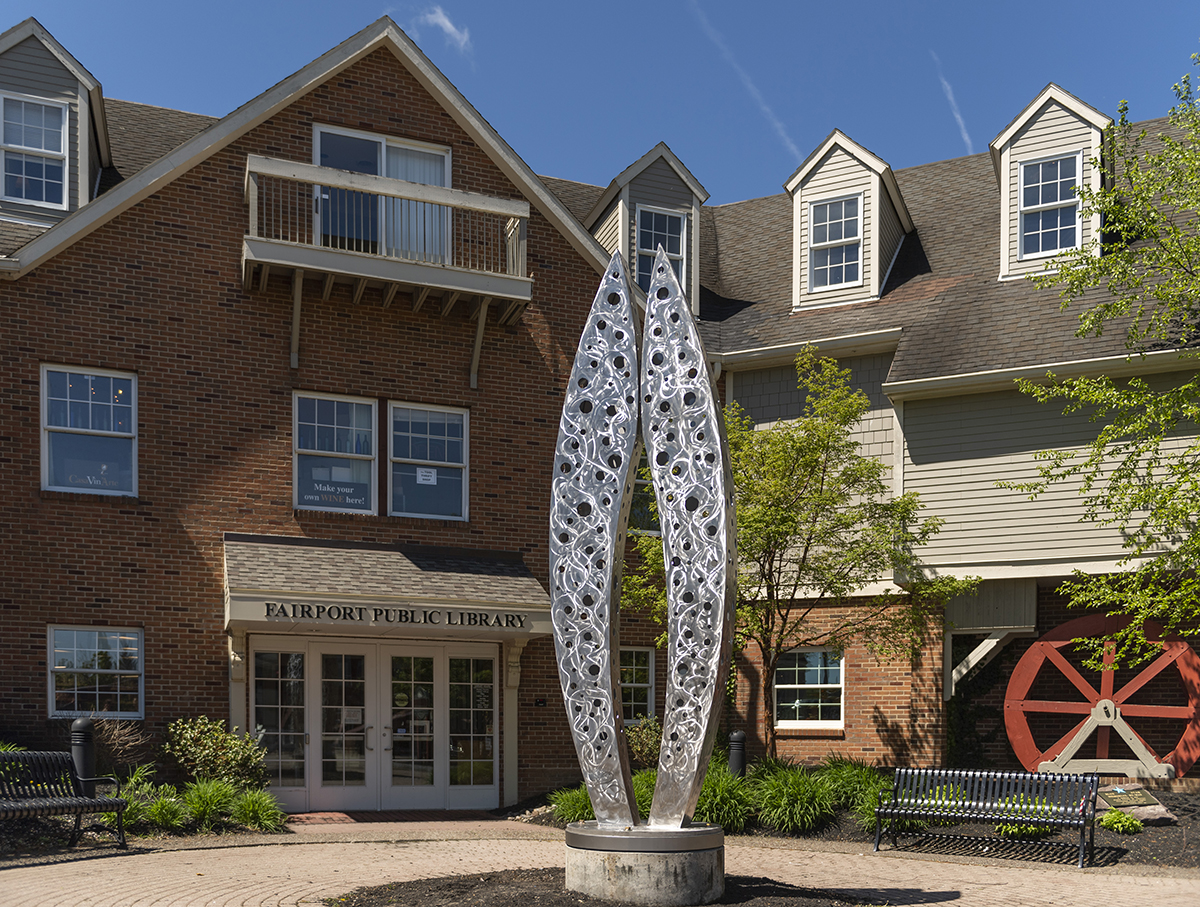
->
636, 205, 684, 292
809, 196, 861, 290
1019, 154, 1078, 258
2, 95, 67, 208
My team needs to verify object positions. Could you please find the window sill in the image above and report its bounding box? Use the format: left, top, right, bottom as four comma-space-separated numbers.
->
774, 728, 845, 739
41, 489, 141, 503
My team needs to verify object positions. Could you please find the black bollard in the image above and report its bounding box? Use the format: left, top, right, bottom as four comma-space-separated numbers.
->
728, 729, 746, 778
71, 717, 96, 796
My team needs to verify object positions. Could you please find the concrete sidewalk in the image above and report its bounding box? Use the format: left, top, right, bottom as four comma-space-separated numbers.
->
1, 817, 1196, 907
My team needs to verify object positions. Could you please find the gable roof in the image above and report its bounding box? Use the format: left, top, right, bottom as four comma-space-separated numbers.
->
784, 129, 913, 232
0, 18, 111, 168
583, 141, 709, 229
0, 17, 608, 279
988, 83, 1112, 182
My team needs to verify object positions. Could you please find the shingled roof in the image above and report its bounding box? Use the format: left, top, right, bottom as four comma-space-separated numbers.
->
686, 116, 1188, 384
0, 98, 215, 257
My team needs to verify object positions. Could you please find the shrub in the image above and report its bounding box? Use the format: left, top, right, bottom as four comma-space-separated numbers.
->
994, 794, 1056, 840
694, 761, 753, 833
1099, 809, 1144, 834
146, 789, 188, 831
816, 755, 885, 810
165, 716, 267, 789
232, 788, 288, 832
752, 765, 835, 834
632, 768, 657, 819
183, 778, 238, 831
625, 716, 662, 768
548, 783, 595, 823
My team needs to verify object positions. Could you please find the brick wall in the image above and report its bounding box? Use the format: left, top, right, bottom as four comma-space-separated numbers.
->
729, 599, 945, 768
0, 48, 597, 801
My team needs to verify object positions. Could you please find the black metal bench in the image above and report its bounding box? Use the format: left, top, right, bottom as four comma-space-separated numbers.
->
0, 751, 127, 848
874, 767, 1099, 868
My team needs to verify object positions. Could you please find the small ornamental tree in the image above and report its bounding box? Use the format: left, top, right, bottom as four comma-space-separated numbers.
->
625, 346, 977, 756
1013, 52, 1200, 668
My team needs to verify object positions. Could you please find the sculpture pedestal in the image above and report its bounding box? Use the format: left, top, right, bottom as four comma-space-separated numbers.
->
564, 822, 724, 906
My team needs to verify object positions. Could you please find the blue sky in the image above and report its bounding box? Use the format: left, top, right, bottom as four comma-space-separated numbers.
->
21, 1, 1200, 204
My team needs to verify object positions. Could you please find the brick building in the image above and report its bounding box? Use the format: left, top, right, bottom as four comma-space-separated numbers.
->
2, 14, 1195, 812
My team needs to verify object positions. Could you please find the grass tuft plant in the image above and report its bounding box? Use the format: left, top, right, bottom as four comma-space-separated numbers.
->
232, 788, 288, 832
694, 760, 753, 833
632, 768, 657, 819
994, 793, 1056, 840
146, 789, 188, 831
183, 778, 238, 831
752, 764, 835, 834
548, 783, 595, 823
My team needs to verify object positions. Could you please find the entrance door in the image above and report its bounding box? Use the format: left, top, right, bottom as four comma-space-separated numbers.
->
293, 640, 496, 812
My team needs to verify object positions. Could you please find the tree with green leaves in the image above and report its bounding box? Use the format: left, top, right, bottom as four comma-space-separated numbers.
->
1015, 53, 1200, 668
624, 346, 976, 756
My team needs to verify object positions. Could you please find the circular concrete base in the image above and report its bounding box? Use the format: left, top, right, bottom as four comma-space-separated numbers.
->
564, 822, 724, 906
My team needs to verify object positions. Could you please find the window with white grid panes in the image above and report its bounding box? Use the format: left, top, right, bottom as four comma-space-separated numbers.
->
254, 652, 306, 787
320, 653, 367, 786
448, 657, 494, 786
774, 649, 844, 728
390, 404, 467, 519
1020, 154, 1079, 258
389, 655, 435, 786
294, 393, 375, 513
809, 196, 861, 289
619, 648, 654, 721
42, 366, 136, 496
636, 206, 685, 292
2, 95, 67, 208
48, 627, 142, 718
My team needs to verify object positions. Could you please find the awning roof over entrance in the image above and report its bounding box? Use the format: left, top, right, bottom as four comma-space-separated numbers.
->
224, 533, 551, 639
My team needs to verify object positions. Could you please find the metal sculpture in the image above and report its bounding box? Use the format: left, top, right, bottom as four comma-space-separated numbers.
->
550, 248, 735, 830
550, 252, 642, 825
640, 251, 735, 827
1004, 614, 1200, 779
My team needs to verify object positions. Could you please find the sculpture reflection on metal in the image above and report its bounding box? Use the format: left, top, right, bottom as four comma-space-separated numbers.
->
551, 248, 735, 830
550, 251, 641, 825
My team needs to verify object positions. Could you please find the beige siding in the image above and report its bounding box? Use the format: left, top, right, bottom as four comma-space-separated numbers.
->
594, 200, 621, 253
0, 36, 81, 215
799, 147, 872, 306
945, 578, 1036, 631
1006, 101, 1097, 277
903, 385, 1193, 573
876, 185, 905, 286
733, 353, 895, 469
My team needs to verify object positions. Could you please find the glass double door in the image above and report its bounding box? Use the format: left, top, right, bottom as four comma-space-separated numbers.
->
307, 642, 496, 812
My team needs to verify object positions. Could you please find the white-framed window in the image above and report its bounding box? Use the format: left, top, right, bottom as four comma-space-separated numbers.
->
774, 648, 843, 729
314, 124, 451, 262
619, 648, 654, 722
809, 195, 861, 291
389, 403, 468, 519
293, 392, 376, 513
48, 626, 143, 719
629, 451, 660, 535
636, 205, 685, 292
2, 93, 68, 209
1019, 152, 1080, 259
41, 365, 136, 496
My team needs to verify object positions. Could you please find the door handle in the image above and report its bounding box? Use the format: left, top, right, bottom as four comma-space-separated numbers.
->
382, 725, 392, 751
364, 725, 374, 751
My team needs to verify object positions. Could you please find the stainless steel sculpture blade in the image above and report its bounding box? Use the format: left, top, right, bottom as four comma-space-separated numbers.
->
641, 248, 736, 828
550, 251, 641, 826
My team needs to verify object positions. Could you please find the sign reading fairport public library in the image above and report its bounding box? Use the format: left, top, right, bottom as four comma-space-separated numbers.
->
225, 592, 552, 638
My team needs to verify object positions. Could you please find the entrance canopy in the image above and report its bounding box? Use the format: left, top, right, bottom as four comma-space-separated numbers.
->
224, 533, 551, 640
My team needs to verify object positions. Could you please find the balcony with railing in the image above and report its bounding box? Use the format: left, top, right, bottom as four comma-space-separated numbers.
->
242, 154, 532, 314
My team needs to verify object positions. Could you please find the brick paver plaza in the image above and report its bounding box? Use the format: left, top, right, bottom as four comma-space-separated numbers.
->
2, 816, 1197, 907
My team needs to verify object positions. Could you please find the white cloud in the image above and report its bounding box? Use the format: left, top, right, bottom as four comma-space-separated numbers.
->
412, 6, 472, 55
688, 1, 802, 164
930, 51, 973, 155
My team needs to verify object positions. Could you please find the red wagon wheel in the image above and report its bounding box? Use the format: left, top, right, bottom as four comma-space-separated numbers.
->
1004, 614, 1200, 777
